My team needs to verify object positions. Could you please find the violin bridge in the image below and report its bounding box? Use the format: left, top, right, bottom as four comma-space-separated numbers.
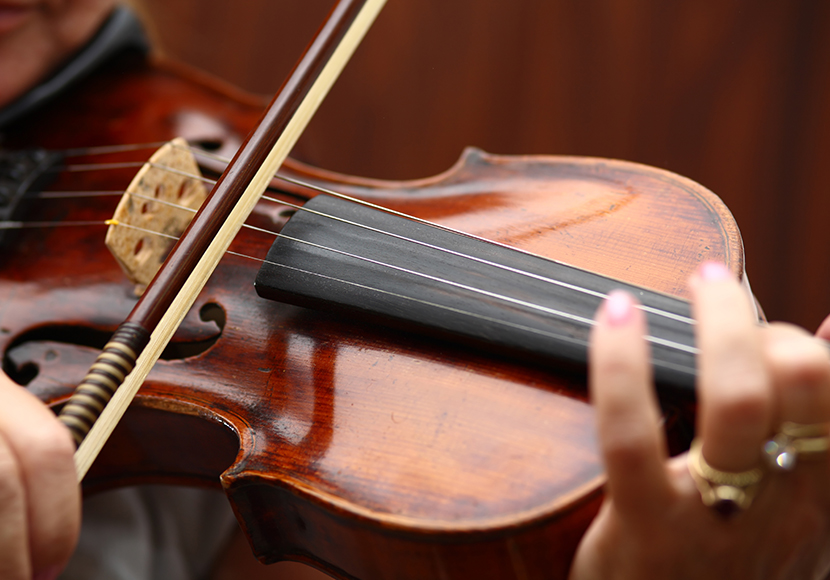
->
105, 137, 207, 295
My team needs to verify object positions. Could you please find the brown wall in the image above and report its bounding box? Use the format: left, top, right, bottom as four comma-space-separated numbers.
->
139, 0, 830, 330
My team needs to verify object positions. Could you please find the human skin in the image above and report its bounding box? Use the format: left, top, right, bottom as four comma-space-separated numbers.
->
0, 375, 79, 580
570, 264, 830, 580
0, 4, 117, 578
3, 4, 830, 577
5, 263, 830, 580
0, 0, 115, 108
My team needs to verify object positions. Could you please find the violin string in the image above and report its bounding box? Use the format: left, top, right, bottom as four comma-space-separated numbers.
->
147, 163, 217, 184
55, 161, 221, 178
230, 248, 601, 352
270, 180, 696, 323
58, 141, 169, 157
175, 144, 695, 325
37, 144, 689, 327
111, 221, 179, 240
36, 190, 199, 210
41, 157, 697, 327
0, 220, 108, 229
247, 227, 697, 355
118, 152, 696, 326
179, 143, 682, 313
59, 161, 146, 173
99, 214, 698, 357
29, 145, 696, 344
261, 195, 694, 325
4, 205, 695, 357
38, 191, 125, 199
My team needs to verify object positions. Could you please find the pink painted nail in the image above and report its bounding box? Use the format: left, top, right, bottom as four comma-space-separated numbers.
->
605, 290, 635, 326
699, 261, 731, 281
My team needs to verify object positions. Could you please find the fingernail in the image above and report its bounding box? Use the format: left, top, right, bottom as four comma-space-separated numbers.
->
605, 290, 635, 326
699, 261, 731, 281
33, 566, 62, 580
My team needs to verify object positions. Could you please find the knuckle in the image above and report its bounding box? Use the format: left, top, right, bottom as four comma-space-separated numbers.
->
600, 421, 659, 468
708, 372, 771, 423
767, 330, 830, 381
789, 345, 830, 385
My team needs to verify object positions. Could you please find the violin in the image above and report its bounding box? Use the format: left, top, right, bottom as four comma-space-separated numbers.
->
0, 7, 745, 580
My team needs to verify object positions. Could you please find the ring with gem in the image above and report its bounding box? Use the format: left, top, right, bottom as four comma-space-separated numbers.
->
763, 422, 830, 471
688, 439, 765, 517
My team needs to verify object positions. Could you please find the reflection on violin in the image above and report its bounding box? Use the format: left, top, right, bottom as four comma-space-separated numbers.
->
3, 2, 830, 580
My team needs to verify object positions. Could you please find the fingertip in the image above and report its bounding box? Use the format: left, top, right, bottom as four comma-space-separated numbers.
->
590, 290, 669, 513
590, 290, 647, 390
602, 290, 637, 327
689, 261, 741, 296
591, 291, 648, 387
698, 261, 732, 282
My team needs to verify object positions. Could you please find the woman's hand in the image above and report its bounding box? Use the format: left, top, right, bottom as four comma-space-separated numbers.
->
0, 371, 80, 580
570, 262, 830, 580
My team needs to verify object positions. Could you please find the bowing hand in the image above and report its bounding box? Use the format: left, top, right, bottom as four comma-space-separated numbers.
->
0, 371, 80, 580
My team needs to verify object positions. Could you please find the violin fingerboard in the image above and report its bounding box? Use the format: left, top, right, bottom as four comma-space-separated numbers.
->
255, 194, 697, 400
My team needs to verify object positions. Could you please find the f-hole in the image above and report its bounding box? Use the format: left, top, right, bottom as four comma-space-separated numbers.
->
3, 302, 227, 386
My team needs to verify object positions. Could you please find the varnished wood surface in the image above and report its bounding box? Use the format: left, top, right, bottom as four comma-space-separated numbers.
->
136, 0, 830, 331
0, 50, 740, 577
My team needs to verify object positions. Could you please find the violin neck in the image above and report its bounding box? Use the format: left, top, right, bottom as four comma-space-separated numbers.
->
255, 194, 697, 400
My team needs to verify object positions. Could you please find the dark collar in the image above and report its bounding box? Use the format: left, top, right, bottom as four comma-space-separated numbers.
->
0, 6, 150, 129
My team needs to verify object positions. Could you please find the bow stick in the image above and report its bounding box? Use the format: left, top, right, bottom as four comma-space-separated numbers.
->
57, 0, 388, 480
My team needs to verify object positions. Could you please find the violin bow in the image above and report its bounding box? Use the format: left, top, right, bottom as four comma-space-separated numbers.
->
57, 0, 388, 480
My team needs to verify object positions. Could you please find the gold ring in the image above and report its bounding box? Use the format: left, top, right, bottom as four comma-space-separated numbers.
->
688, 439, 764, 517
763, 421, 830, 471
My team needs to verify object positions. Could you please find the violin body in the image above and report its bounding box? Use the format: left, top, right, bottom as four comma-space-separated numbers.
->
1, 52, 743, 578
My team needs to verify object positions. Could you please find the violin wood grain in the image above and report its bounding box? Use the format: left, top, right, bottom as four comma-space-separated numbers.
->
0, 52, 742, 579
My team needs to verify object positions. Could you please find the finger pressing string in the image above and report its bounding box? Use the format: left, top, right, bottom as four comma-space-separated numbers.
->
589, 290, 671, 518
692, 261, 772, 473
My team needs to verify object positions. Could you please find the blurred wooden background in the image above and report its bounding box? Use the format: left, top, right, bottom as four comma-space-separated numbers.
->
138, 0, 830, 330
